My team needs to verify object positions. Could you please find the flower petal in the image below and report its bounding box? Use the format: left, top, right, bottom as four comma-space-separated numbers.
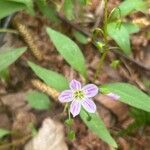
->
58, 90, 73, 103
82, 98, 96, 113
70, 100, 81, 117
106, 93, 120, 100
83, 84, 98, 98
69, 79, 81, 90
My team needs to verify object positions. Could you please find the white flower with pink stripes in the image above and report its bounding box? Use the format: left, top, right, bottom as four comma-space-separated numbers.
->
58, 79, 98, 117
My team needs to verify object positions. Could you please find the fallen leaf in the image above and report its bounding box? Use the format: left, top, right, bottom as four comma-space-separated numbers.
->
24, 118, 68, 150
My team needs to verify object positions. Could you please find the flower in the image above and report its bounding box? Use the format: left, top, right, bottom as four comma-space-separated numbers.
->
106, 92, 120, 100
58, 79, 98, 117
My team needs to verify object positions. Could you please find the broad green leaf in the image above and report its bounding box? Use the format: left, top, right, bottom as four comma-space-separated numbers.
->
0, 1, 25, 19
107, 22, 131, 55
0, 129, 10, 139
7, 0, 34, 15
0, 47, 27, 72
73, 30, 89, 44
46, 27, 87, 78
26, 90, 51, 110
36, 0, 60, 22
80, 109, 117, 148
123, 22, 140, 34
63, 0, 74, 20
28, 61, 69, 91
111, 0, 147, 19
101, 83, 150, 112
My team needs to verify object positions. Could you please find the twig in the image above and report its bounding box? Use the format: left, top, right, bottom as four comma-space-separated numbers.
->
0, 29, 18, 34
57, 13, 91, 37
111, 48, 150, 74
0, 14, 16, 46
94, 0, 105, 28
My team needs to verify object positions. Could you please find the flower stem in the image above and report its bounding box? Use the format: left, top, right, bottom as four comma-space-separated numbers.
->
94, 0, 109, 81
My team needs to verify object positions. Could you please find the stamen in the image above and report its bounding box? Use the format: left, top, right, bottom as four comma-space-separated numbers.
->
74, 90, 84, 99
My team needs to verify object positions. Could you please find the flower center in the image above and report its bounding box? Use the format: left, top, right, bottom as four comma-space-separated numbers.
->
74, 90, 84, 99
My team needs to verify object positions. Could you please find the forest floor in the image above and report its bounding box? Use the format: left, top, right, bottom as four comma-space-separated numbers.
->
0, 0, 150, 149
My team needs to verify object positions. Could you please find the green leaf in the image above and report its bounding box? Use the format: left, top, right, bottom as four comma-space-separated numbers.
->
123, 22, 140, 34
79, 0, 91, 5
46, 27, 87, 78
26, 90, 51, 110
67, 130, 75, 140
80, 109, 117, 148
7, 0, 34, 15
0, 129, 10, 139
0, 68, 9, 81
0, 1, 25, 19
36, 0, 60, 22
111, 0, 147, 19
28, 67, 117, 147
101, 83, 150, 112
73, 30, 89, 44
107, 22, 131, 55
28, 61, 69, 91
63, 0, 74, 20
0, 47, 27, 72
110, 60, 120, 69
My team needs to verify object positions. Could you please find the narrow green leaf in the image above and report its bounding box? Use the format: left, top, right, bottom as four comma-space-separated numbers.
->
79, 0, 91, 5
7, 0, 34, 15
111, 0, 147, 19
73, 30, 89, 44
107, 22, 131, 55
28, 61, 69, 91
63, 0, 74, 20
101, 83, 150, 112
36, 0, 60, 22
80, 109, 117, 148
26, 90, 51, 110
123, 22, 140, 34
0, 47, 27, 72
0, 129, 10, 139
46, 27, 87, 78
0, 1, 25, 19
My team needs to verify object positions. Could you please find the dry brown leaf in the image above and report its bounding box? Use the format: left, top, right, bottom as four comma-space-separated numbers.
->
95, 95, 129, 122
1, 92, 30, 112
12, 111, 36, 137
24, 118, 68, 150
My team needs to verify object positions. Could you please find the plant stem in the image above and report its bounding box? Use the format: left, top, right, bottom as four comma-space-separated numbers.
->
94, 0, 109, 81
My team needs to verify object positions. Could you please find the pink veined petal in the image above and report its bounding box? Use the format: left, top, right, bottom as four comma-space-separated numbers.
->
81, 98, 96, 113
58, 90, 73, 103
69, 79, 81, 90
70, 100, 81, 117
106, 93, 120, 100
82, 84, 98, 98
